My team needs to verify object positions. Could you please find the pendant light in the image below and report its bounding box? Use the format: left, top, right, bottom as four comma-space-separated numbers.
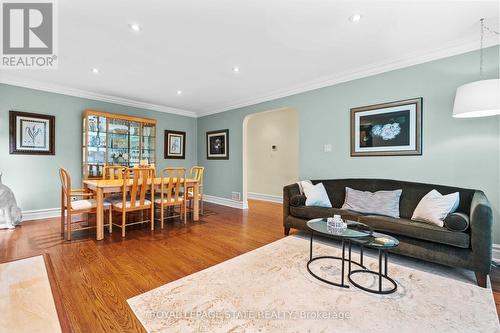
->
452, 19, 500, 118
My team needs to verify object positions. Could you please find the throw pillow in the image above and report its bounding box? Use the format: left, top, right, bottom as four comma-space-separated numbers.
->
301, 181, 332, 208
411, 189, 460, 227
341, 187, 402, 218
444, 212, 470, 232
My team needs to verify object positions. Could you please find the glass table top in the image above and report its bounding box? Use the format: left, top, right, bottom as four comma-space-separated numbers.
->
306, 218, 372, 239
351, 231, 400, 249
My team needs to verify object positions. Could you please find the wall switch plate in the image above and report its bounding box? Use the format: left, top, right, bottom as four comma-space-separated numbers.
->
231, 192, 241, 201
324, 144, 332, 152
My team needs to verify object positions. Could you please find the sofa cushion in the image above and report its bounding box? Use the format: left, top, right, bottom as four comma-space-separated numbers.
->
341, 187, 402, 218
358, 215, 470, 249
444, 212, 470, 232
302, 182, 332, 207
289, 206, 361, 222
411, 189, 460, 227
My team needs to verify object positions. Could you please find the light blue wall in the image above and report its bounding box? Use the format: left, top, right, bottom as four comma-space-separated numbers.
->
197, 46, 500, 242
0, 84, 197, 211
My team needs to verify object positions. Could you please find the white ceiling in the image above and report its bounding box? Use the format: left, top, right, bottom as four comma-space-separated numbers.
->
1, 0, 499, 117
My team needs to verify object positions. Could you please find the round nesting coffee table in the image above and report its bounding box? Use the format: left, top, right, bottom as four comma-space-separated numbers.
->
348, 232, 399, 294
306, 218, 372, 288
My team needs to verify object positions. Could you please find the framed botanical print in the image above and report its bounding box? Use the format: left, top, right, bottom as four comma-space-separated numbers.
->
350, 98, 422, 156
9, 111, 55, 155
164, 130, 186, 159
206, 129, 229, 160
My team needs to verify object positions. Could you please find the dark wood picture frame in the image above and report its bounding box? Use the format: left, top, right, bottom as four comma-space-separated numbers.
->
350, 98, 422, 157
9, 111, 55, 155
164, 130, 186, 159
206, 129, 229, 160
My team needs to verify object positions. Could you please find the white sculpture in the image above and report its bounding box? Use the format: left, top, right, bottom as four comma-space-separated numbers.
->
0, 172, 22, 229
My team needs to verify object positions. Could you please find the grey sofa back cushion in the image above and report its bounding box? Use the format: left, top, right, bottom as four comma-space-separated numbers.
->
342, 187, 402, 218
312, 179, 476, 219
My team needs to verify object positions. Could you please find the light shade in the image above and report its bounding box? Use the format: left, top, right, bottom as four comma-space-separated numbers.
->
452, 79, 500, 118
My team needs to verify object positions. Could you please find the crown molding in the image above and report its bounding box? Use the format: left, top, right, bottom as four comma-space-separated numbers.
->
198, 37, 500, 117
0, 74, 198, 118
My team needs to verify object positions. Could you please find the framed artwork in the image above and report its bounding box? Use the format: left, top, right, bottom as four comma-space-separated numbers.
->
350, 98, 422, 157
206, 129, 229, 160
164, 130, 186, 159
9, 111, 55, 155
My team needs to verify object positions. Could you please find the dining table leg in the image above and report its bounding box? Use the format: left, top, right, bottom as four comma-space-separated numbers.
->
193, 183, 199, 221
96, 187, 104, 240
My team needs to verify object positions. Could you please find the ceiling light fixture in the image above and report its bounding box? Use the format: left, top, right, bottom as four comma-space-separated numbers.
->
232, 66, 240, 73
452, 18, 500, 118
129, 23, 142, 32
349, 14, 362, 22
91, 68, 99, 74
177, 90, 182, 95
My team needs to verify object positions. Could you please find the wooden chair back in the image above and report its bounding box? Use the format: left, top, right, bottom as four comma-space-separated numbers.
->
59, 167, 71, 208
121, 167, 154, 209
102, 165, 125, 180
160, 168, 187, 205
189, 166, 204, 187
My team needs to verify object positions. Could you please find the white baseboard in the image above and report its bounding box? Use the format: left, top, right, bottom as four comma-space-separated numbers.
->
247, 192, 283, 204
203, 195, 248, 209
22, 207, 60, 221
492, 244, 500, 262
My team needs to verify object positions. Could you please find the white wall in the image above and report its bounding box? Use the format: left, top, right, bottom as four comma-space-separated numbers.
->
246, 108, 299, 197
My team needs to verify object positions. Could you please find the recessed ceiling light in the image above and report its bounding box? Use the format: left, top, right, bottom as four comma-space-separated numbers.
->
177, 90, 182, 95
349, 14, 362, 22
232, 66, 240, 73
129, 23, 142, 32
91, 68, 99, 74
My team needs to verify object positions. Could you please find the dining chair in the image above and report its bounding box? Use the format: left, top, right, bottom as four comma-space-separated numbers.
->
155, 167, 187, 227
59, 168, 112, 241
110, 167, 155, 237
187, 166, 205, 215
102, 165, 126, 202
102, 165, 125, 180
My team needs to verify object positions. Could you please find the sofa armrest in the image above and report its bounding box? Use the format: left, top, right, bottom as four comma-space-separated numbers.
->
283, 183, 301, 221
470, 190, 493, 273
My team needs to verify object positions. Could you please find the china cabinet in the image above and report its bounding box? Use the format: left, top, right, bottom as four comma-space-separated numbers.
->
82, 110, 156, 179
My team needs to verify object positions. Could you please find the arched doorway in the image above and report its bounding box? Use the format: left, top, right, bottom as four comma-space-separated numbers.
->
242, 107, 299, 206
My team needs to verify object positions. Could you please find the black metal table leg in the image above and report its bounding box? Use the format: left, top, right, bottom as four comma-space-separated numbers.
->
378, 249, 383, 292
384, 251, 388, 276
348, 247, 397, 295
360, 245, 364, 267
309, 232, 313, 261
306, 230, 365, 289
341, 239, 345, 286
348, 240, 352, 273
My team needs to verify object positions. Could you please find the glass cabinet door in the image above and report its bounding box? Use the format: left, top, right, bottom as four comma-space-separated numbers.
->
86, 115, 107, 178
141, 124, 156, 165
129, 121, 140, 165
108, 118, 130, 166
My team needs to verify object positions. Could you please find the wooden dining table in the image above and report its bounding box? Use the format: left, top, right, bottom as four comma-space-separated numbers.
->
83, 177, 200, 240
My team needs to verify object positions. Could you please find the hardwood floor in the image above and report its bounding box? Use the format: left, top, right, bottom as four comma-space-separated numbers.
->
0, 199, 498, 332
0, 200, 284, 332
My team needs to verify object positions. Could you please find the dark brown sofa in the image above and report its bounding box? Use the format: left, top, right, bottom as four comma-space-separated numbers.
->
283, 178, 493, 287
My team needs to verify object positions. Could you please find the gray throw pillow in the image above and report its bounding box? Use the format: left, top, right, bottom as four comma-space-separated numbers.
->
444, 212, 470, 232
341, 187, 402, 218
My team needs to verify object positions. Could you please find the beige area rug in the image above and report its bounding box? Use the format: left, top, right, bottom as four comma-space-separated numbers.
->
0, 255, 62, 333
128, 235, 499, 333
